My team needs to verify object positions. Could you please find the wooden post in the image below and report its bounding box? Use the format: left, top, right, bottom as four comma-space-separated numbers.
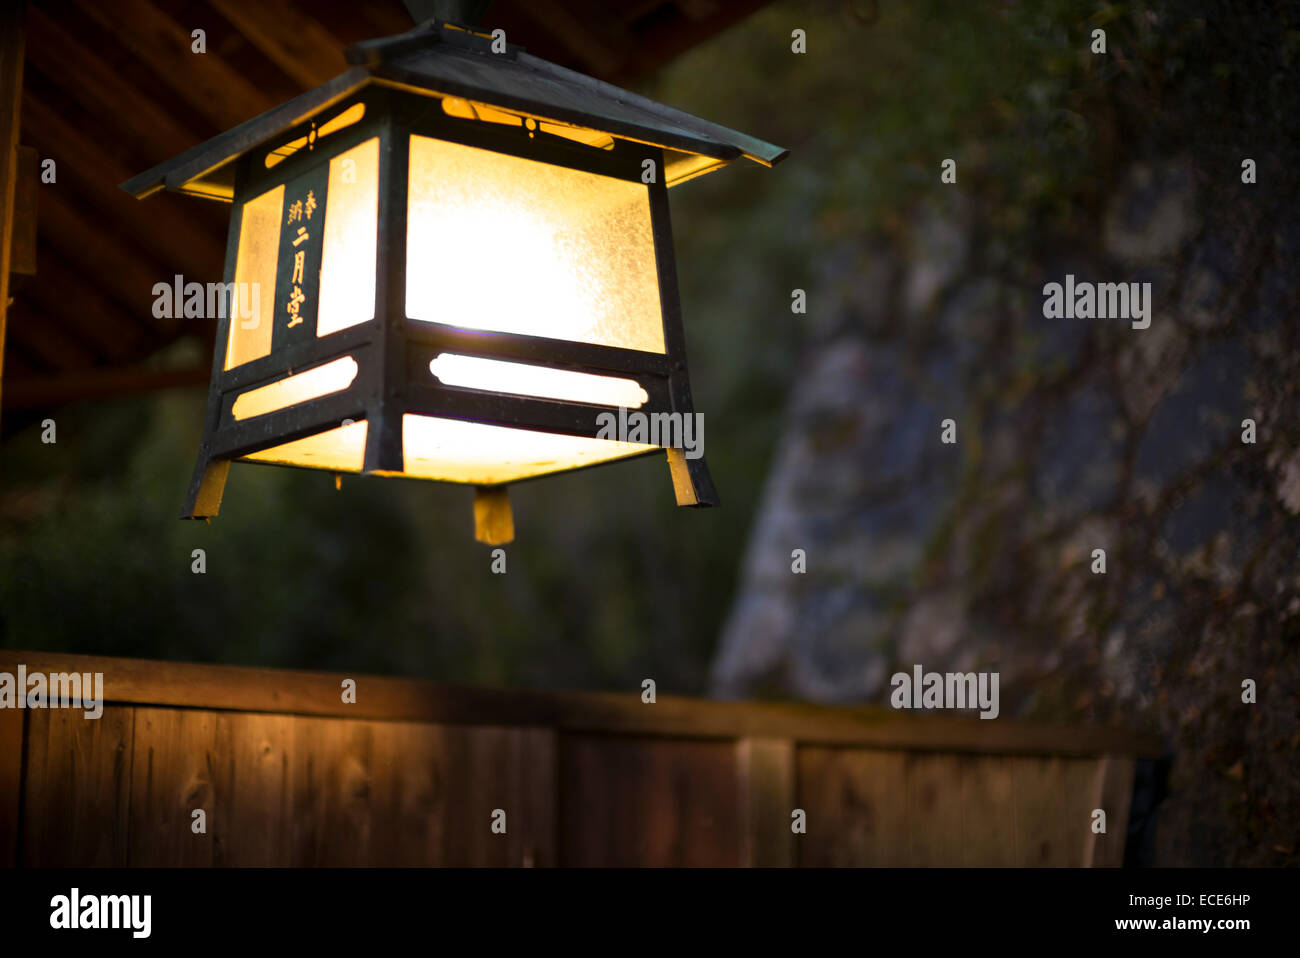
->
0, 0, 27, 416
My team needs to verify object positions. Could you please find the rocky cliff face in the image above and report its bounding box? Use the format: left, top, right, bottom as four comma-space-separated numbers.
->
709, 8, 1300, 865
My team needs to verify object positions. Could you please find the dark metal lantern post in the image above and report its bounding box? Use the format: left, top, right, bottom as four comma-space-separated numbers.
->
122, 18, 786, 544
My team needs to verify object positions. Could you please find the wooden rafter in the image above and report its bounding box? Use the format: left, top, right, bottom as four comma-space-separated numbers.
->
20, 244, 155, 365
511, 0, 632, 78
73, 0, 276, 131
24, 6, 201, 163
21, 97, 226, 281
37, 187, 182, 339
3, 300, 100, 372
207, 0, 350, 90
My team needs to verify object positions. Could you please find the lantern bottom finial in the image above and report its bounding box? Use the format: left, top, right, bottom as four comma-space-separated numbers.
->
474, 485, 514, 545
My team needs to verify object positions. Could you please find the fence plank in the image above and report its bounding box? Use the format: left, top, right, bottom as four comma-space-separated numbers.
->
439, 726, 557, 867
129, 707, 217, 866
1010, 756, 1072, 866
738, 737, 794, 867
23, 705, 133, 866
289, 715, 378, 866
560, 734, 741, 866
907, 752, 966, 866
365, 719, 450, 866
959, 755, 1018, 866
0, 707, 22, 867
1063, 757, 1106, 867
211, 712, 294, 866
512, 727, 558, 867
796, 747, 910, 866
1092, 756, 1135, 867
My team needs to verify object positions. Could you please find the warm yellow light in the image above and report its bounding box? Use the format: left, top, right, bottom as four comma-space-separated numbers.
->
225, 184, 282, 369
264, 103, 365, 169
396, 415, 653, 484
317, 137, 379, 337
239, 413, 650, 483
242, 419, 368, 472
230, 356, 359, 421
429, 353, 647, 407
405, 134, 665, 353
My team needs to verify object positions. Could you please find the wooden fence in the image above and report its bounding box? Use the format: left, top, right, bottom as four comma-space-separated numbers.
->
0, 650, 1163, 866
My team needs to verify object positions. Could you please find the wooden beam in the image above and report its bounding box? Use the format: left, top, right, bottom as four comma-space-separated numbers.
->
73, 0, 275, 132
24, 6, 201, 163
1, 362, 208, 409
0, 649, 1168, 758
207, 0, 349, 90
0, 0, 25, 416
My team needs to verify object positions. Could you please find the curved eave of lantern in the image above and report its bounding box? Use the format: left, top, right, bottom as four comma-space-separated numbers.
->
119, 20, 788, 204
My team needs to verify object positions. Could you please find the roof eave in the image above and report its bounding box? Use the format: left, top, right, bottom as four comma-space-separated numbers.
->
119, 67, 373, 200
120, 24, 786, 201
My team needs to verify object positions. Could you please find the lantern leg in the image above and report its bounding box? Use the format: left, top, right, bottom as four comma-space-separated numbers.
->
666, 448, 719, 508
363, 406, 405, 473
473, 485, 514, 545
181, 453, 230, 520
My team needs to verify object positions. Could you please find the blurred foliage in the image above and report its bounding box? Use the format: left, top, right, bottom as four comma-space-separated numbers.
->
0, 0, 1218, 691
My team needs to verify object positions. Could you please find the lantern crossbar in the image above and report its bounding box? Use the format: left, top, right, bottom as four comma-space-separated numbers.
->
402, 322, 672, 376
207, 391, 369, 461
403, 384, 662, 438
407, 351, 674, 417
215, 325, 377, 394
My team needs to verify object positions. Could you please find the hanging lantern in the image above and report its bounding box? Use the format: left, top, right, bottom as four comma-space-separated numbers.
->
122, 18, 786, 543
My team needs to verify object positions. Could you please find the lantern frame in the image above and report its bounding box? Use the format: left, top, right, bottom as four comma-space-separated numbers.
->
122, 20, 787, 525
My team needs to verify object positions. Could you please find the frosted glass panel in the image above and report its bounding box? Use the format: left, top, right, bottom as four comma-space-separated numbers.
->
317, 138, 379, 337
406, 134, 665, 353
231, 357, 358, 421
226, 184, 283, 369
428, 354, 647, 407
239, 415, 650, 482
242, 419, 368, 472
398, 415, 652, 484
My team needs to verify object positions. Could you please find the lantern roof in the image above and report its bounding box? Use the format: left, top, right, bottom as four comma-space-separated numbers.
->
120, 20, 788, 203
